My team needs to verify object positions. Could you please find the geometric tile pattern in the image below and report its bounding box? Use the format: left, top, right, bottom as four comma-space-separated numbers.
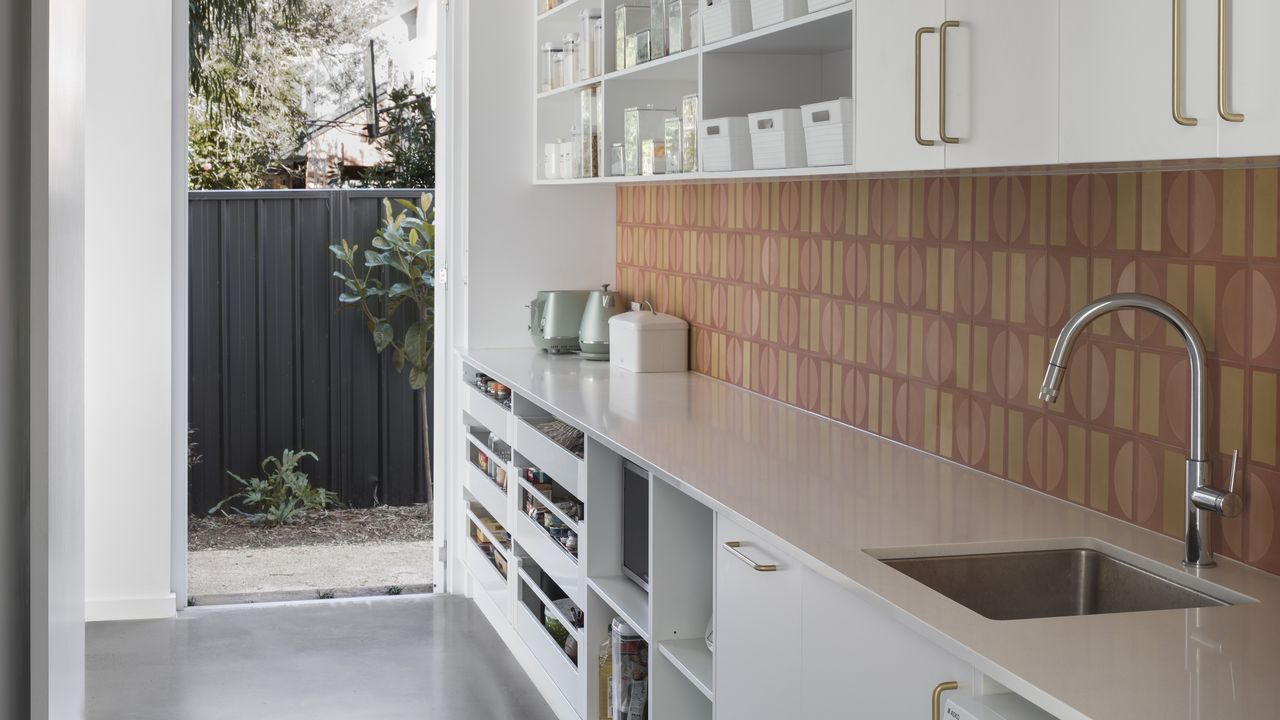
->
616, 171, 1280, 574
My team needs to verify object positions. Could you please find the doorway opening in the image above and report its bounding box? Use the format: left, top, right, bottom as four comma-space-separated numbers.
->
183, 0, 440, 606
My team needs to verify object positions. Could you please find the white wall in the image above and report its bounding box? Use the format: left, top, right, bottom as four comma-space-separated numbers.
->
83, 0, 176, 622
440, 0, 616, 599
461, 0, 615, 349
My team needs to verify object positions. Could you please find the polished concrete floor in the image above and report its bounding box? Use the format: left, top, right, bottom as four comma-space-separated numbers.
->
87, 595, 559, 720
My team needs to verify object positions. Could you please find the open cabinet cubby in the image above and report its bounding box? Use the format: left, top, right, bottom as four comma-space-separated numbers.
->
535, 1, 855, 183
459, 369, 714, 719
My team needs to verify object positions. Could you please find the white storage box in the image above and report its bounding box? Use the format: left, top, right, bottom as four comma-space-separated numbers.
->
701, 0, 751, 44
748, 108, 807, 169
801, 97, 853, 167
750, 0, 804, 29
806, 0, 847, 10
701, 116, 752, 172
609, 307, 689, 373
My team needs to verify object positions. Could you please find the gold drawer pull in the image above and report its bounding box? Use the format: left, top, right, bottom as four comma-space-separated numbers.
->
915, 26, 937, 147
1173, 0, 1199, 126
722, 541, 777, 572
932, 680, 960, 720
939, 20, 960, 144
1218, 0, 1244, 122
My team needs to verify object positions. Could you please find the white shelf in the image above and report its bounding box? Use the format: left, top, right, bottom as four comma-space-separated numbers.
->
536, 0, 587, 24
537, 164, 857, 185
537, 76, 602, 100
605, 49, 699, 82
659, 639, 714, 701
588, 575, 650, 641
702, 4, 854, 55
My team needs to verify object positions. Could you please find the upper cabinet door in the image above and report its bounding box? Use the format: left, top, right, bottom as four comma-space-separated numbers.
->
940, 0, 1059, 169
1218, 0, 1280, 157
855, 0, 947, 172
712, 514, 802, 720
1060, 0, 1217, 163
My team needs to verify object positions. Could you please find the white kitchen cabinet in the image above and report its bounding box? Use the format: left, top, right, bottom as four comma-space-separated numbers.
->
1060, 0, 1217, 163
940, 0, 1058, 169
855, 0, 946, 172
712, 514, 802, 720
801, 568, 974, 718
1218, 0, 1280, 157
856, 0, 1058, 173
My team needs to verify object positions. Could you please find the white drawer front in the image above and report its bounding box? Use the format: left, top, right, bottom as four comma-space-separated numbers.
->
516, 511, 584, 607
464, 384, 511, 441
515, 601, 582, 716
514, 418, 583, 498
466, 463, 509, 528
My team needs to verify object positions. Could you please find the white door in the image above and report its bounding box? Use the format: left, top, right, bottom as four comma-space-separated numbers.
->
1217, 0, 1280, 157
941, 0, 1059, 169
713, 514, 802, 720
855, 0, 947, 172
1060, 0, 1217, 163
802, 568, 973, 718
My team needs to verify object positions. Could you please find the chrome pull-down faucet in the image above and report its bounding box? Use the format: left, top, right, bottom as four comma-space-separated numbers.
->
1038, 293, 1242, 568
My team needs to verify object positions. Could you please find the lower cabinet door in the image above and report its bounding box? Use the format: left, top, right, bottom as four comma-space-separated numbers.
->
713, 514, 802, 720
802, 568, 973, 717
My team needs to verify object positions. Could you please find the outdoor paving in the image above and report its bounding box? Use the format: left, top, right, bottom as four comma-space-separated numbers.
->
188, 540, 433, 602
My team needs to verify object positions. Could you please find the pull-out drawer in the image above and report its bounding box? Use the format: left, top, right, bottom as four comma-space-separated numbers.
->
514, 415, 584, 498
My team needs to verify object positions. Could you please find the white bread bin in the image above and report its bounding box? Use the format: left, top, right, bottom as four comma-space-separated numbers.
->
609, 304, 689, 373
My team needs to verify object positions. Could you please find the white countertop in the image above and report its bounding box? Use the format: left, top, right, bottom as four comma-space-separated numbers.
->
463, 348, 1280, 720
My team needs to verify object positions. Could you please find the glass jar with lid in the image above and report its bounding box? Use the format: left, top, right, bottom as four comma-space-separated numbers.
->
562, 32, 580, 88
541, 42, 564, 92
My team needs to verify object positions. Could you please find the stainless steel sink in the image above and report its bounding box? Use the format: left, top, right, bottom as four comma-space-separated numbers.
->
881, 547, 1237, 620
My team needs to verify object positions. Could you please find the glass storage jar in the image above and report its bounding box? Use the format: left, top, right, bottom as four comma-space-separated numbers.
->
541, 42, 564, 92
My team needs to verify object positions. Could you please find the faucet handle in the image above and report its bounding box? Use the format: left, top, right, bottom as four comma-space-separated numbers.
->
1215, 450, 1244, 519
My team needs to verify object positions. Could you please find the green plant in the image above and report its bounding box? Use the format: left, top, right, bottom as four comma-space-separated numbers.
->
330, 195, 436, 495
360, 84, 436, 189
316, 589, 336, 600
386, 585, 403, 596
209, 448, 338, 525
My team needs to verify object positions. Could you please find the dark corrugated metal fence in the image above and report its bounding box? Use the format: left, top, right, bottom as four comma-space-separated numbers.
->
188, 189, 433, 514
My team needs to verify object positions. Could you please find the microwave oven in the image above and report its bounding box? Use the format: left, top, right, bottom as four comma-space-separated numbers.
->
621, 460, 649, 591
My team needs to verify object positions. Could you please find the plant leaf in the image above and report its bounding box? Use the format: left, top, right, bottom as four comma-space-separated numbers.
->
373, 322, 394, 352
409, 365, 427, 390
404, 321, 430, 368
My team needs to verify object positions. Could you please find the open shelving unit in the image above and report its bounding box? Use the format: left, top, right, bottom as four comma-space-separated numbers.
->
458, 358, 716, 720
534, 1, 855, 184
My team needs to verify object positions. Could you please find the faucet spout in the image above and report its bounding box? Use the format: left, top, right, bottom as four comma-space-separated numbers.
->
1039, 293, 1239, 568
1038, 363, 1065, 403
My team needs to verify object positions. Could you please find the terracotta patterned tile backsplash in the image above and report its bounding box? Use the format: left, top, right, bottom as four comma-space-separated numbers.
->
614, 170, 1280, 574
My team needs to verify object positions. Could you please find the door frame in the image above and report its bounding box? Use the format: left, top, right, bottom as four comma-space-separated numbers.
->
29, 0, 89, 715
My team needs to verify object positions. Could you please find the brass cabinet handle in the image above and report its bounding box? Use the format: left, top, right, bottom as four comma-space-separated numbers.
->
722, 541, 777, 572
939, 20, 960, 144
1172, 0, 1199, 126
1218, 0, 1244, 121
915, 26, 937, 147
931, 680, 960, 720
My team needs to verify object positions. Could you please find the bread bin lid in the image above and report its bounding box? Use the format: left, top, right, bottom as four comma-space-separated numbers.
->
609, 304, 688, 332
